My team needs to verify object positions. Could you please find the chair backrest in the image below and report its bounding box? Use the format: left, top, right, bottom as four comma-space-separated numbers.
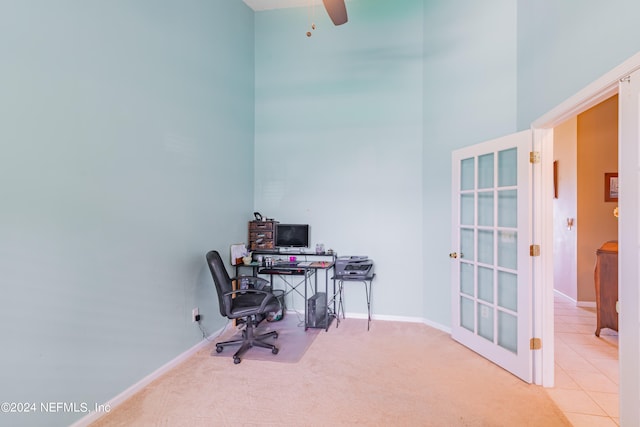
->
206, 250, 234, 318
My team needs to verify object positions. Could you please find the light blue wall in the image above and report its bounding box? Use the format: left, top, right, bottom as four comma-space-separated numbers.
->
422, 0, 518, 326
254, 0, 425, 318
0, 1, 254, 426
253, 0, 517, 323
517, 0, 640, 128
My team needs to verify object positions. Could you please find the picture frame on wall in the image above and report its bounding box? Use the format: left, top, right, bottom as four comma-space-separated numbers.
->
605, 172, 618, 202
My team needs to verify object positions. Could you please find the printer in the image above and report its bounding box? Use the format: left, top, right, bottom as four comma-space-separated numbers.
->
335, 256, 374, 279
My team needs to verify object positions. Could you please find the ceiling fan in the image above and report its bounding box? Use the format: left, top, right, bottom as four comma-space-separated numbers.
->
322, 0, 348, 26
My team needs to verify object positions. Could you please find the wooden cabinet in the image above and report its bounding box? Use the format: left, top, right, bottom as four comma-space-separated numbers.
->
594, 241, 618, 337
248, 220, 278, 251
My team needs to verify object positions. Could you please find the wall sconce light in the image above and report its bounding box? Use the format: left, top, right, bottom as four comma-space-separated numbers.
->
567, 218, 574, 230
614, 206, 619, 219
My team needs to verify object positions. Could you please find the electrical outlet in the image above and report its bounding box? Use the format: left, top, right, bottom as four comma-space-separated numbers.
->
192, 307, 199, 323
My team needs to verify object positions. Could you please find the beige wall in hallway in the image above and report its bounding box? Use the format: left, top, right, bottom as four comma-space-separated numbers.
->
576, 95, 618, 302
553, 117, 578, 300
553, 95, 618, 303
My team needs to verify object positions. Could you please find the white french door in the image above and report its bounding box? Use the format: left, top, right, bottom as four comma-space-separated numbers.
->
451, 130, 533, 383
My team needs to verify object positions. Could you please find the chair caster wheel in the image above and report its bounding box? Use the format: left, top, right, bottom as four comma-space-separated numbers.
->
273, 332, 278, 339
233, 357, 241, 364
216, 345, 223, 353
272, 347, 279, 355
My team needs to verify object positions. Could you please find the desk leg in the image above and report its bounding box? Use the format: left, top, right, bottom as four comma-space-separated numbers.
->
337, 280, 345, 321
332, 276, 339, 328
304, 270, 308, 330
324, 268, 329, 331
365, 280, 371, 331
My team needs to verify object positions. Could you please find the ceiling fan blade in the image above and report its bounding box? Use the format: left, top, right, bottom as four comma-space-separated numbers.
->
322, 0, 348, 26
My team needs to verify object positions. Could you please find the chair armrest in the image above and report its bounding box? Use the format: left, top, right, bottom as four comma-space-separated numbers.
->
223, 288, 270, 298
223, 289, 281, 312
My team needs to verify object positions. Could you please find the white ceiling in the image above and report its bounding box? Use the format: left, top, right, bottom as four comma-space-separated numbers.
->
242, 0, 353, 12
242, 0, 316, 11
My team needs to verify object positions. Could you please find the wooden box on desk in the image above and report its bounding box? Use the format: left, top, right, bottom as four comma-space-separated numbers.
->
248, 220, 278, 250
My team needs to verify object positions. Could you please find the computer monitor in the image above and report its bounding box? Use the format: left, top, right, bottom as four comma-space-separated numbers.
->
275, 224, 310, 248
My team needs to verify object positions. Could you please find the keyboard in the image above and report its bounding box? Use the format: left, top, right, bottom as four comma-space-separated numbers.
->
260, 269, 292, 274
259, 268, 305, 275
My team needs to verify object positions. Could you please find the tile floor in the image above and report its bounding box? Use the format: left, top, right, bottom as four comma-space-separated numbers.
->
548, 293, 619, 426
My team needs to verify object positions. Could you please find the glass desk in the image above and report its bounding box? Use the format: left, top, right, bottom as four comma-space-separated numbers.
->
235, 251, 337, 331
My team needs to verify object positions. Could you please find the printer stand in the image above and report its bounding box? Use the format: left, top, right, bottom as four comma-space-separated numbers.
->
335, 274, 375, 331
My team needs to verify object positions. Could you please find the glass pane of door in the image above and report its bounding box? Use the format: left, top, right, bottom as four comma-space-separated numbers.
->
498, 231, 517, 270
498, 271, 518, 312
478, 266, 494, 303
461, 296, 475, 332
461, 157, 474, 191
478, 153, 494, 189
460, 262, 474, 296
460, 228, 474, 261
461, 194, 474, 226
478, 230, 494, 264
478, 303, 494, 341
498, 311, 518, 353
478, 192, 494, 226
498, 190, 517, 227
498, 148, 517, 187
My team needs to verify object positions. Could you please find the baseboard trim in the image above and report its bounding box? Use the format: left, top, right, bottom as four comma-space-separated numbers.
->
553, 289, 576, 304
553, 289, 596, 308
342, 312, 451, 334
69, 323, 230, 427
576, 301, 597, 308
422, 318, 452, 334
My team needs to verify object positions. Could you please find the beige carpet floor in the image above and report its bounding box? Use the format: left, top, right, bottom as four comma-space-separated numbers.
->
91, 318, 570, 426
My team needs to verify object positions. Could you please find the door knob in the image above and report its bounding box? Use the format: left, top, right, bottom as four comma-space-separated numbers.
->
449, 252, 458, 259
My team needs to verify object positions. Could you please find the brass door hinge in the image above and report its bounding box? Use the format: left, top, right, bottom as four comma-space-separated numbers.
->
530, 338, 542, 350
529, 151, 540, 164
530, 244, 540, 257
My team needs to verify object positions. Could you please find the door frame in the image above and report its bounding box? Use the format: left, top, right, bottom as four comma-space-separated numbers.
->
531, 51, 640, 423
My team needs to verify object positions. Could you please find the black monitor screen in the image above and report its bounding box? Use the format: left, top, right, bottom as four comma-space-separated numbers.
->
275, 224, 309, 248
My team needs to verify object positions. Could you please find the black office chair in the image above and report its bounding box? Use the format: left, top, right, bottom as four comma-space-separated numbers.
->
206, 250, 281, 364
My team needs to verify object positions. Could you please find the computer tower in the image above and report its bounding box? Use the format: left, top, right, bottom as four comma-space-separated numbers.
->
306, 292, 327, 328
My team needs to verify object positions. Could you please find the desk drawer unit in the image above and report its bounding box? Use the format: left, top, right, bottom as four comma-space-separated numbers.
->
248, 220, 278, 250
